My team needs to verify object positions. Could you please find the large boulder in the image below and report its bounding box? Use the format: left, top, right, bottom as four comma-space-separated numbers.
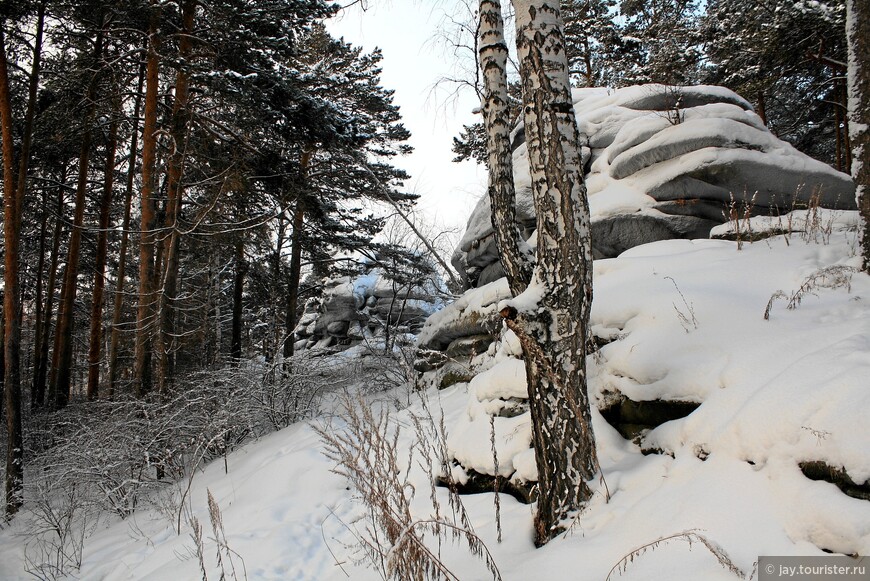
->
452, 84, 856, 288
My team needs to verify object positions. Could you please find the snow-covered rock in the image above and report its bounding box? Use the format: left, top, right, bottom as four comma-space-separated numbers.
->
452, 84, 856, 287
439, 220, 868, 519
294, 258, 444, 351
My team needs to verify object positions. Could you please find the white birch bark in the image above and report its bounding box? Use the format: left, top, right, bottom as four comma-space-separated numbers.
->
478, 0, 600, 545
480, 0, 534, 296
846, 0, 870, 272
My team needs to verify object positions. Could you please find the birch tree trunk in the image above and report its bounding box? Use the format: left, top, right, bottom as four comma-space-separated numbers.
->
480, 0, 600, 545
479, 0, 533, 297
846, 0, 870, 272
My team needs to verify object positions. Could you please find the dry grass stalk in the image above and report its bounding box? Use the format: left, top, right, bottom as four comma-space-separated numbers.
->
317, 393, 501, 581
605, 529, 744, 580
764, 265, 858, 320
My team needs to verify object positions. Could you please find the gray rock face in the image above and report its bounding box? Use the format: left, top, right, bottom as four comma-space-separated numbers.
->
294, 263, 443, 351
591, 213, 717, 259
452, 84, 856, 289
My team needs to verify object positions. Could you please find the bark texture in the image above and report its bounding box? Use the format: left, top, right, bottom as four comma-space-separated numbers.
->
33, 184, 64, 408
156, 0, 195, 392
283, 200, 305, 359
231, 238, 246, 361
86, 112, 119, 399
49, 25, 104, 407
1, 26, 24, 517
108, 60, 145, 397
134, 9, 161, 396
283, 149, 313, 360
847, 0, 870, 272
480, 0, 600, 545
479, 0, 534, 297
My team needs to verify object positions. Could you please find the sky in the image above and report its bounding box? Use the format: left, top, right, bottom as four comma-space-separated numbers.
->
326, 1, 487, 237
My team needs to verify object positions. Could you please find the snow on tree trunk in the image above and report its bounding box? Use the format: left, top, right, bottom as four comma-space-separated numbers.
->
480, 0, 534, 296
846, 0, 870, 272
487, 0, 599, 545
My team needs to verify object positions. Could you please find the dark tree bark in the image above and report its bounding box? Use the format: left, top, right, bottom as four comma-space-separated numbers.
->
846, 0, 869, 271
49, 25, 104, 408
108, 60, 145, 398
134, 7, 161, 397
272, 213, 287, 356
22, 4, 47, 409
756, 91, 767, 126
283, 199, 305, 359
283, 149, 313, 360
156, 0, 195, 393
86, 108, 119, 400
1, 25, 24, 517
31, 188, 48, 408
230, 238, 246, 362
33, 179, 66, 409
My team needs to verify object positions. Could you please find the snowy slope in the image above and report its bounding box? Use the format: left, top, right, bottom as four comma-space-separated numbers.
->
1, 228, 868, 580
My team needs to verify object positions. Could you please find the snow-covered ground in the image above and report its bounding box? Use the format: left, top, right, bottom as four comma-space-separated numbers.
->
1, 223, 868, 580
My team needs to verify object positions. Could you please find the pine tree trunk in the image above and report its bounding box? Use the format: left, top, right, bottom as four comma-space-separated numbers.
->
0, 296, 5, 412
31, 188, 48, 408
511, 0, 598, 545
108, 60, 145, 398
49, 25, 104, 408
212, 252, 222, 362
49, 136, 92, 408
480, 0, 534, 297
134, 8, 161, 397
33, 184, 64, 408
230, 238, 245, 362
283, 200, 305, 359
1, 25, 24, 517
756, 91, 768, 126
86, 111, 119, 400
272, 214, 286, 357
24, 5, 47, 409
847, 0, 870, 272
284, 150, 313, 360
156, 0, 195, 393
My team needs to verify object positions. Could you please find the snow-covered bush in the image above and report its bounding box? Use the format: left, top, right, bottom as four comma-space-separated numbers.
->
13, 352, 350, 578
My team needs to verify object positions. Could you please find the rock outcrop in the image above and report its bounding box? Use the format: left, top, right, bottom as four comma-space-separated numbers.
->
419, 84, 858, 492
294, 262, 443, 352
453, 84, 856, 288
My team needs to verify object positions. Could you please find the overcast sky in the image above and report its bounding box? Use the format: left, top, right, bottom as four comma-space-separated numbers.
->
326, 1, 486, 237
